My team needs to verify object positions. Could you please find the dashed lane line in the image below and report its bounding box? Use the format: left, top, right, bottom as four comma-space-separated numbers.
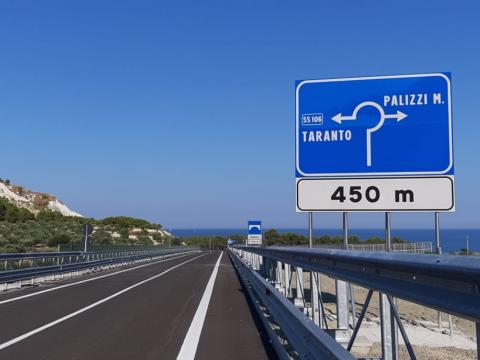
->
0, 252, 209, 351
0, 251, 200, 305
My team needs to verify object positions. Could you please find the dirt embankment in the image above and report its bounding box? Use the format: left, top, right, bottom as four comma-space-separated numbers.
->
297, 272, 478, 359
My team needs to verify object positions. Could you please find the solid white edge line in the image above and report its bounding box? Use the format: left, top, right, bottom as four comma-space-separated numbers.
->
176, 251, 223, 360
0, 252, 208, 351
0, 251, 200, 305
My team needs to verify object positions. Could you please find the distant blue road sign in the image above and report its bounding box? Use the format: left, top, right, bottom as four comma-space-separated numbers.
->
248, 221, 262, 245
295, 73, 453, 177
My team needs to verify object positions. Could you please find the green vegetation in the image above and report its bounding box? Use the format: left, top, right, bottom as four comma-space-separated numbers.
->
181, 235, 244, 250
0, 198, 35, 223
0, 196, 411, 253
263, 229, 407, 246
457, 248, 476, 256
179, 230, 408, 250
0, 198, 166, 253
99, 216, 161, 230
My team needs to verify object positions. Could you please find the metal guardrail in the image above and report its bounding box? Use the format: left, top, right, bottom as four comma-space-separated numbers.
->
58, 244, 163, 252
230, 246, 480, 360
229, 249, 354, 359
0, 247, 198, 288
312, 241, 433, 253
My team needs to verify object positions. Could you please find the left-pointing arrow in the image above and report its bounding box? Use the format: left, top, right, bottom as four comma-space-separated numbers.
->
331, 113, 356, 124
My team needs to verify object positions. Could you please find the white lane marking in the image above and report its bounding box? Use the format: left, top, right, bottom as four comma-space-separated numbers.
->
0, 252, 209, 351
0, 251, 200, 305
177, 251, 223, 360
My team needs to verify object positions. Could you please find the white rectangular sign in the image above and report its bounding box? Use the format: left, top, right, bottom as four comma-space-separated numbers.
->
247, 235, 262, 245
296, 177, 454, 212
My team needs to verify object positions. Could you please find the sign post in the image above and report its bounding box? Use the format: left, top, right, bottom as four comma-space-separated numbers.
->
82, 224, 93, 252
295, 73, 455, 358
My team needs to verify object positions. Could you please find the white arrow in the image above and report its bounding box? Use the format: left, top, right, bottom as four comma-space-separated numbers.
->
331, 101, 408, 124
330, 101, 408, 166
331, 113, 355, 124
385, 110, 408, 122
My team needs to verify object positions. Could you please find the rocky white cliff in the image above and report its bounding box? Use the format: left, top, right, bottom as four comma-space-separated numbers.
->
0, 181, 82, 217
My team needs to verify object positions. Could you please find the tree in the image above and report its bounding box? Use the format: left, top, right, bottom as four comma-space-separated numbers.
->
264, 229, 280, 245
118, 228, 129, 241
47, 233, 71, 247
136, 235, 154, 245
92, 229, 113, 245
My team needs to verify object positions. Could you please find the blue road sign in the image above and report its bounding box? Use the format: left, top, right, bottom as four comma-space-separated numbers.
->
248, 221, 262, 235
247, 221, 262, 245
295, 73, 453, 177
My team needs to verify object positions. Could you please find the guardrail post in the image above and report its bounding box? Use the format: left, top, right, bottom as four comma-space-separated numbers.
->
476, 322, 479, 360
275, 261, 283, 290
269, 258, 276, 283
284, 263, 292, 298
311, 272, 322, 326
294, 267, 304, 308
348, 283, 357, 328
263, 256, 270, 280
380, 293, 399, 360
335, 280, 350, 343
255, 254, 261, 271
280, 263, 287, 295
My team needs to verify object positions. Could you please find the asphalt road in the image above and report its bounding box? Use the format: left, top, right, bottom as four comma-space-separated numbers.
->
0, 251, 275, 360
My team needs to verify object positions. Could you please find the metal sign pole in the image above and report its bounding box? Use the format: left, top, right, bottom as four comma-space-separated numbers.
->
435, 212, 442, 254
435, 212, 454, 336
436, 212, 443, 330
385, 212, 391, 252
343, 212, 357, 327
309, 212, 313, 248
83, 230, 88, 253
335, 212, 350, 343
380, 212, 398, 360
309, 212, 322, 326
293, 217, 308, 307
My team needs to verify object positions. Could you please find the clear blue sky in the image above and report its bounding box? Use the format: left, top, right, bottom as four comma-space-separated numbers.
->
0, 1, 478, 229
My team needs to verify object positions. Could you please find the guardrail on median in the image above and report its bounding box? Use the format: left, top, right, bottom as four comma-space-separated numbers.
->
312, 241, 433, 253
229, 246, 480, 360
0, 247, 199, 290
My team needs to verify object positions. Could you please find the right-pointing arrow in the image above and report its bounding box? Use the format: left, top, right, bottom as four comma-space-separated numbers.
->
385, 110, 408, 122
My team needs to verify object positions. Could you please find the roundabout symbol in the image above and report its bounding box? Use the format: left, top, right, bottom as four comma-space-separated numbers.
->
331, 101, 408, 166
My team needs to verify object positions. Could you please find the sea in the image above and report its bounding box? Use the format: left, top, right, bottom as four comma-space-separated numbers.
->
171, 228, 480, 253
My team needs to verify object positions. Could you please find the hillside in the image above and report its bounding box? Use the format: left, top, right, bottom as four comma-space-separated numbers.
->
0, 179, 172, 252
0, 179, 81, 217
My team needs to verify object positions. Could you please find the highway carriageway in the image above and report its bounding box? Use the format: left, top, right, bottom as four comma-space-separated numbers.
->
0, 251, 276, 360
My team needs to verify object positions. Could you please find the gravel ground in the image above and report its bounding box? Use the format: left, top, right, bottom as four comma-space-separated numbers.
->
288, 270, 478, 359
